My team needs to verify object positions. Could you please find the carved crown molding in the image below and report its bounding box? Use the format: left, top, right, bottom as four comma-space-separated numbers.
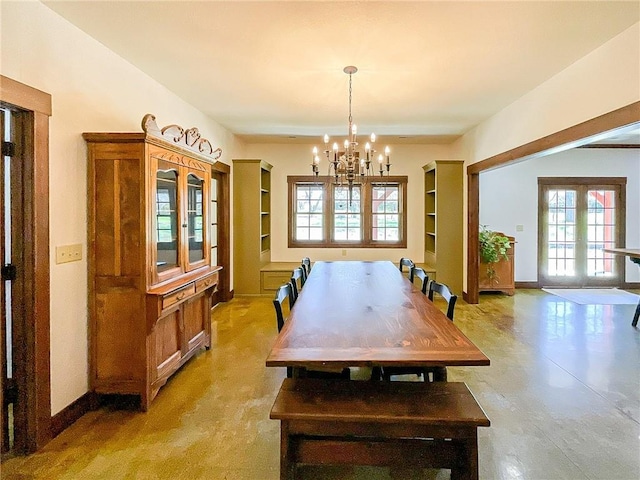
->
142, 113, 222, 161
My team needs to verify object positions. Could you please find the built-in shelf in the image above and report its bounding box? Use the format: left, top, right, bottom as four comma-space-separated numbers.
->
233, 160, 273, 294
423, 161, 464, 295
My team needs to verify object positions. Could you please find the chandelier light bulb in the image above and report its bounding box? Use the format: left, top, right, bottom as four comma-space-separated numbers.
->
344, 139, 349, 149
333, 142, 339, 151
324, 134, 329, 144
370, 133, 376, 143
365, 142, 370, 152
352, 124, 357, 135
312, 146, 318, 155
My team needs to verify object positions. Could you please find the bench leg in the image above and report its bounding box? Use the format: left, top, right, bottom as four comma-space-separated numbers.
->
280, 421, 296, 480
632, 300, 640, 327
450, 432, 479, 480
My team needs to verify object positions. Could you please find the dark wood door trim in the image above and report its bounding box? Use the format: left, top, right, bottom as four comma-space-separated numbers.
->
211, 161, 231, 302
466, 101, 640, 303
0, 75, 51, 452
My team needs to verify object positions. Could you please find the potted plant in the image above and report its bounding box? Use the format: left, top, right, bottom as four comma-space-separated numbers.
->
479, 225, 511, 285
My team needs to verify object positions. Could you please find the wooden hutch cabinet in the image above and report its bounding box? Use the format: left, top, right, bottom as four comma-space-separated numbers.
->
84, 115, 223, 410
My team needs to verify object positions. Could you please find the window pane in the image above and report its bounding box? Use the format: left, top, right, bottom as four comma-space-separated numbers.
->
296, 227, 309, 240
309, 228, 323, 240
295, 184, 324, 241
310, 214, 323, 227
371, 185, 400, 243
298, 200, 310, 213
334, 185, 361, 241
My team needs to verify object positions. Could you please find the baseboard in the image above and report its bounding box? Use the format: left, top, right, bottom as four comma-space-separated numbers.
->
50, 391, 99, 438
225, 289, 234, 301
515, 282, 539, 289
623, 282, 640, 290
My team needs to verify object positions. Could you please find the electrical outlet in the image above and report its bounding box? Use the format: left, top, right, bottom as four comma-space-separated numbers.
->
342, 249, 347, 256
516, 224, 524, 232
56, 244, 82, 264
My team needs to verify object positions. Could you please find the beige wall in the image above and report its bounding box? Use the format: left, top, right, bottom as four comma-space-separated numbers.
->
453, 22, 640, 289
1, 1, 243, 414
454, 22, 640, 165
242, 143, 454, 263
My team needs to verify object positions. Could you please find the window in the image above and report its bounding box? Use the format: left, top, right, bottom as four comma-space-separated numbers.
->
288, 176, 407, 248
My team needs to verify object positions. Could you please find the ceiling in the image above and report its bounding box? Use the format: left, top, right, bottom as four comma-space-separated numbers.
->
43, 1, 639, 144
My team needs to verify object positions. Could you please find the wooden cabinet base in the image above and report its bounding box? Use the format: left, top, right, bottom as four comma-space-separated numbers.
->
92, 267, 220, 411
479, 257, 515, 295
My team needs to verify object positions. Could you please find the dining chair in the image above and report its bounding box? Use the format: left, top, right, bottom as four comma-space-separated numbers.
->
272, 282, 349, 380
290, 267, 305, 304
412, 267, 429, 294
425, 280, 458, 382
383, 279, 457, 383
399, 258, 415, 282
428, 280, 457, 321
301, 257, 312, 277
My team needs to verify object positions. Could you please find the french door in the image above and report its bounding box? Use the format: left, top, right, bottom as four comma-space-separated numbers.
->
538, 177, 626, 287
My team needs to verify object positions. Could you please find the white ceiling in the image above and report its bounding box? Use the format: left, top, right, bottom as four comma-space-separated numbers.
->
43, 1, 639, 144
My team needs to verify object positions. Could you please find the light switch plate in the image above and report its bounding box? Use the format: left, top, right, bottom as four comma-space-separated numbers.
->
516, 224, 524, 232
56, 244, 82, 264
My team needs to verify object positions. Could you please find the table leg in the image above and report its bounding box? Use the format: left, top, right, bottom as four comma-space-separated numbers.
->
280, 421, 295, 480
633, 300, 640, 327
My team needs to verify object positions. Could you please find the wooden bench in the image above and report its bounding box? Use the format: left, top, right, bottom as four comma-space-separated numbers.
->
270, 378, 490, 480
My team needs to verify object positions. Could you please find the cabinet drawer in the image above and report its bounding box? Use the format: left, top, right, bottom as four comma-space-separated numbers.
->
162, 284, 196, 309
196, 272, 219, 293
261, 271, 292, 292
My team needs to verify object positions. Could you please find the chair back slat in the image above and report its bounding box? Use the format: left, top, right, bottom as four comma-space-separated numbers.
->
412, 267, 429, 295
399, 258, 415, 282
301, 257, 312, 277
291, 267, 305, 303
273, 282, 294, 332
428, 281, 457, 321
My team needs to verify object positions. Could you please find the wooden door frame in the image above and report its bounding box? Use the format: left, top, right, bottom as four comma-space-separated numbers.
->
0, 75, 51, 452
211, 161, 231, 302
537, 177, 626, 287
466, 101, 640, 304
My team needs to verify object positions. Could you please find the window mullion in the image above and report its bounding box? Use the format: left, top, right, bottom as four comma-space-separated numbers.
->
325, 179, 332, 244
363, 182, 371, 243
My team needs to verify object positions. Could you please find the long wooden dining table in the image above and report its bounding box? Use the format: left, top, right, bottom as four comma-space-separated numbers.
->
266, 260, 490, 370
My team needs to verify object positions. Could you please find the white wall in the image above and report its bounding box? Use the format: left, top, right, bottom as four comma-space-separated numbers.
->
242, 143, 455, 263
480, 148, 640, 283
1, 1, 244, 414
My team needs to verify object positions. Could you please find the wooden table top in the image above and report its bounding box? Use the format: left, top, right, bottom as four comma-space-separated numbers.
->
266, 261, 490, 369
603, 248, 640, 259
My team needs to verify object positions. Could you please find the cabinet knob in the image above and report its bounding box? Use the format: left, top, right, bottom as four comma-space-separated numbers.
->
182, 223, 188, 228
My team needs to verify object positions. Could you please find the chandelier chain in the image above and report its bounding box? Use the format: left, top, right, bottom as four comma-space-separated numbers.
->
348, 72, 353, 126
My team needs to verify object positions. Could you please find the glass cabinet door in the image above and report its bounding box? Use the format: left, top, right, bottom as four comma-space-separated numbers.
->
155, 168, 179, 273
186, 172, 206, 266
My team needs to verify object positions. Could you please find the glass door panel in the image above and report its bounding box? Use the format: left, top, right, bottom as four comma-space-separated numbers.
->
187, 173, 205, 264
587, 189, 617, 277
156, 169, 179, 273
547, 189, 576, 277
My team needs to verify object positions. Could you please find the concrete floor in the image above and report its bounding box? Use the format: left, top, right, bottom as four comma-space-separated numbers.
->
1, 290, 639, 479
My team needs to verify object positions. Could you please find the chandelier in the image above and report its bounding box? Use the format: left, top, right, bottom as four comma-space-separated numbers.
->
312, 66, 391, 201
